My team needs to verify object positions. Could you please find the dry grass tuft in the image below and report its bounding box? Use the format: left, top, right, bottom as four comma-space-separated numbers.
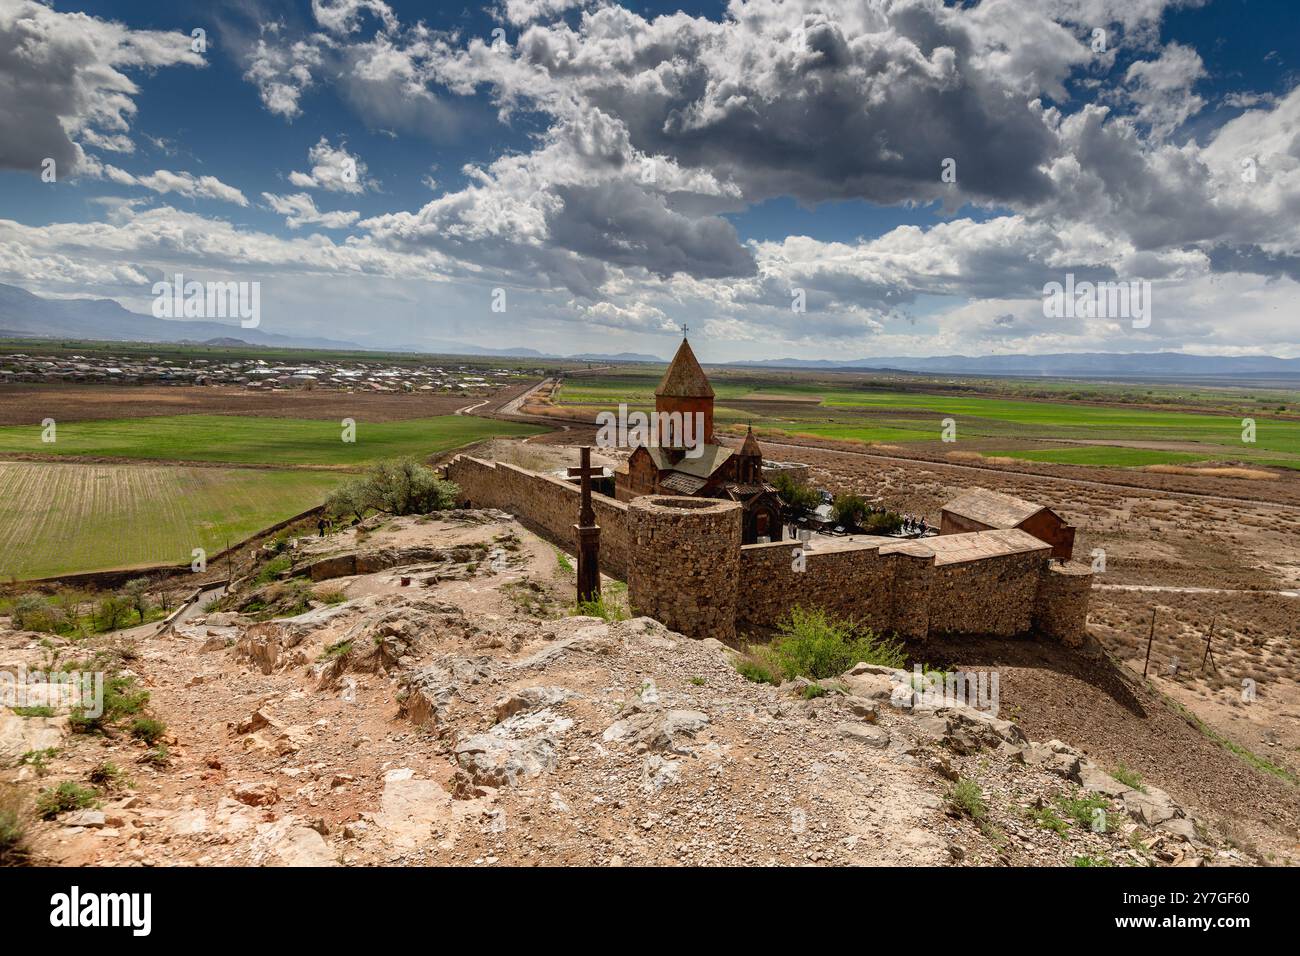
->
1143, 464, 1276, 480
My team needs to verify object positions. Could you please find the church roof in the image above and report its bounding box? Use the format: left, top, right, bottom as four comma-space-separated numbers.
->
739, 425, 762, 458
645, 443, 732, 478
660, 472, 709, 495
656, 338, 714, 399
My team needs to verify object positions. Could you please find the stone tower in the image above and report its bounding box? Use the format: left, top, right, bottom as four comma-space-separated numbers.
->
655, 337, 715, 460
628, 495, 740, 641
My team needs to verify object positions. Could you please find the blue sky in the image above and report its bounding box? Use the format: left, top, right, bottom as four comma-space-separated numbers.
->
3, 0, 1300, 360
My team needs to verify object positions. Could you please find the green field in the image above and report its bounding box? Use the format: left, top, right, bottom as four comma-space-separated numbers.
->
554, 373, 1300, 468
0, 414, 543, 466
981, 447, 1207, 467
0, 412, 545, 579
0, 461, 345, 580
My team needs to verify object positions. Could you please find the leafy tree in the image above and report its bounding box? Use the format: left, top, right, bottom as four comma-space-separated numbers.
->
11, 594, 51, 632
860, 509, 903, 535
771, 471, 819, 516
123, 578, 152, 623
325, 478, 370, 523
327, 459, 459, 520
94, 595, 133, 633
832, 493, 870, 529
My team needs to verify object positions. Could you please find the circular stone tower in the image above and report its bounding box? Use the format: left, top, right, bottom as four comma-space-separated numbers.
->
627, 495, 741, 642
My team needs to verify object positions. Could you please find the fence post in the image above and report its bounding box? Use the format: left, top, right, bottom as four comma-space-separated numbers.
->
1142, 607, 1156, 678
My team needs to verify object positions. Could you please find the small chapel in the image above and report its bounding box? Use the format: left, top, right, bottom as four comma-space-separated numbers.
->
613, 337, 785, 544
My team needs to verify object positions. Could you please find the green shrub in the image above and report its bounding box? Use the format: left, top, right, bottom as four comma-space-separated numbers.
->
18, 749, 57, 774
11, 706, 54, 718
10, 594, 53, 632
734, 655, 780, 685
860, 510, 904, 535
326, 458, 459, 520
1109, 764, 1146, 792
88, 762, 128, 791
0, 784, 28, 864
253, 555, 292, 587
141, 744, 171, 768
122, 577, 152, 623
1056, 794, 1113, 832
129, 718, 167, 745
947, 778, 987, 822
767, 606, 906, 680
35, 782, 98, 820
831, 493, 869, 528
574, 595, 628, 622
801, 683, 828, 699
1030, 806, 1070, 836
69, 675, 149, 735
321, 639, 353, 660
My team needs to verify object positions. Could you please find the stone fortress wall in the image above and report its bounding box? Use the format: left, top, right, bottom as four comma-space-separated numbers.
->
445, 455, 1091, 646
445, 456, 631, 579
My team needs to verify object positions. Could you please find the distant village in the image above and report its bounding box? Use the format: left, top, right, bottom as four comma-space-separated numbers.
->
0, 351, 538, 394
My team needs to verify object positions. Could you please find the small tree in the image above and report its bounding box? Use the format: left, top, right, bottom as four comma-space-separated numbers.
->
329, 459, 459, 520
325, 478, 370, 524
771, 471, 820, 517
123, 578, 152, 623
151, 575, 175, 613
861, 509, 903, 535
94, 595, 133, 632
832, 493, 870, 529
11, 594, 51, 632
366, 458, 458, 515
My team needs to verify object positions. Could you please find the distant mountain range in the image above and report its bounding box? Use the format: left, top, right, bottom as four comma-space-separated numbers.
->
0, 282, 362, 351
0, 283, 663, 362
730, 352, 1300, 378
2, 283, 1295, 377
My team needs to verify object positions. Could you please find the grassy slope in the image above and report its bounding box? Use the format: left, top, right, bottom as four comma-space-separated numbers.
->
0, 462, 344, 579
0, 413, 546, 579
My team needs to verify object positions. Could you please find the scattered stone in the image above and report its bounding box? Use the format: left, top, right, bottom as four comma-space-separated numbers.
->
232, 781, 280, 807
836, 722, 890, 748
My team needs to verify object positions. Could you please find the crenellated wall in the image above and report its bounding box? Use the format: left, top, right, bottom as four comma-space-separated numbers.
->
444, 454, 1091, 645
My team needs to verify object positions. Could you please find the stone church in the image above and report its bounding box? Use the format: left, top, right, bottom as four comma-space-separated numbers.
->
613, 337, 785, 544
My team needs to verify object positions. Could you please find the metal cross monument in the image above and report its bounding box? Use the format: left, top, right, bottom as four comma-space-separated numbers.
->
567, 445, 602, 603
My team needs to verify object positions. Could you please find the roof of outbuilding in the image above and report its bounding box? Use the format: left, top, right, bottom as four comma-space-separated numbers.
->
656, 338, 714, 399
941, 488, 1049, 528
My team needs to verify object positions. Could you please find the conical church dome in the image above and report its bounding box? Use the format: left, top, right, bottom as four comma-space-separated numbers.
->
656, 338, 714, 399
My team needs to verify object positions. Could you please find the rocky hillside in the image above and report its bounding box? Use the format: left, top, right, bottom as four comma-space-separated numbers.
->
0, 511, 1250, 867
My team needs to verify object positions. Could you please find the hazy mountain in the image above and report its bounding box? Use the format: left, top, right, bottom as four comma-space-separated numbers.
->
0, 283, 361, 350
729, 352, 1300, 378
569, 352, 662, 363
6, 283, 1293, 379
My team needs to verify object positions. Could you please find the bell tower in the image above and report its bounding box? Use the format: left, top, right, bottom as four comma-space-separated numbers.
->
655, 336, 715, 460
